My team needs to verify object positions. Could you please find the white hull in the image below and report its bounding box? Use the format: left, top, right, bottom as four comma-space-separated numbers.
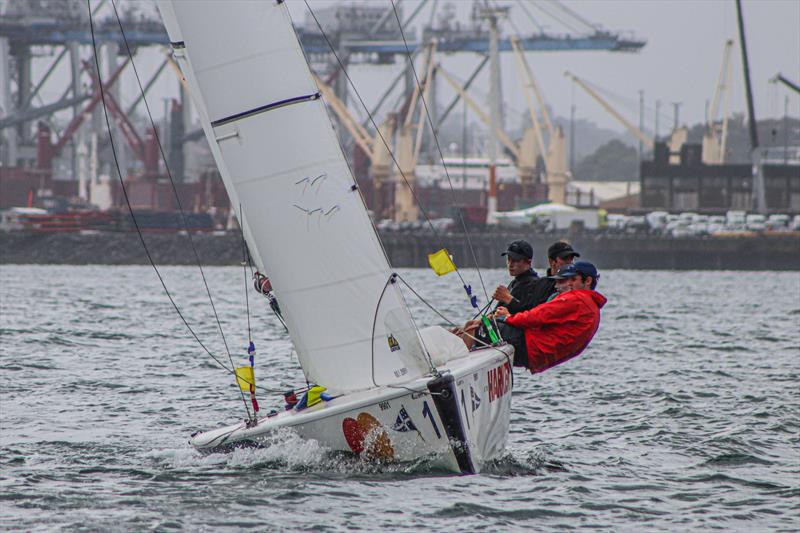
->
191, 345, 514, 474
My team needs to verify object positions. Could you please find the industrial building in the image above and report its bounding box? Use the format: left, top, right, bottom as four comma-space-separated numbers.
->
640, 142, 800, 213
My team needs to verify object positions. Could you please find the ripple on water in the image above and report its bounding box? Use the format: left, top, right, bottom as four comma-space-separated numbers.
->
1, 266, 798, 531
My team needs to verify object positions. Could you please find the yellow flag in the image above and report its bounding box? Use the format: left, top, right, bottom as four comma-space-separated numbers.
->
428, 248, 456, 276
235, 366, 255, 391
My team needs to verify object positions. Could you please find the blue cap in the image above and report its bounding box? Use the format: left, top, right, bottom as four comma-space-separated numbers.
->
550, 260, 599, 281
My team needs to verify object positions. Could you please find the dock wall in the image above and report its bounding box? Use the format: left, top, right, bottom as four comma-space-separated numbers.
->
2, 231, 799, 270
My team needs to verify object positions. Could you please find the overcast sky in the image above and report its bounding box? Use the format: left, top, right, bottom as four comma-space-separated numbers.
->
27, 0, 800, 137
292, 0, 800, 134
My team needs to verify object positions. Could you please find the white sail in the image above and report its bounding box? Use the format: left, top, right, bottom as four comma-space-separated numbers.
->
157, 0, 431, 392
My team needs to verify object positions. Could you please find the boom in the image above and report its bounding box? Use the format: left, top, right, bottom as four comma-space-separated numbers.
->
565, 70, 654, 150
771, 73, 800, 95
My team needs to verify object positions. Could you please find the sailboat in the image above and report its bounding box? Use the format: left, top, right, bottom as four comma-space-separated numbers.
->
156, 0, 513, 474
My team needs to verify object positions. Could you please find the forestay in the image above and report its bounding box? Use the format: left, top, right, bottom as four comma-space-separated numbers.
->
157, 0, 431, 392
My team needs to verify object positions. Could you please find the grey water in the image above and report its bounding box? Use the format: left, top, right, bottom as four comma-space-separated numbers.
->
1, 265, 798, 532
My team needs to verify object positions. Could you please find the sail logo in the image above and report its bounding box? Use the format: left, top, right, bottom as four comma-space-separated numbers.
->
487, 361, 512, 403
387, 334, 400, 352
293, 173, 341, 229
295, 173, 327, 194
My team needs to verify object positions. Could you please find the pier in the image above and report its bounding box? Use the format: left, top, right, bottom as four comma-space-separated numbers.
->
2, 231, 798, 270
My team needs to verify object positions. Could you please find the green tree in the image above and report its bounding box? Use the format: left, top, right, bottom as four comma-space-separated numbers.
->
574, 139, 638, 181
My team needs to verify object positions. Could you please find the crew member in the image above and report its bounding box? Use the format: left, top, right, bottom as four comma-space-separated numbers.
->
536, 241, 581, 302
493, 240, 551, 313
456, 240, 547, 347
494, 261, 606, 373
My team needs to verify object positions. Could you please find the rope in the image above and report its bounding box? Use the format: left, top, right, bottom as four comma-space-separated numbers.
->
369, 274, 397, 388
239, 204, 252, 345
394, 273, 458, 328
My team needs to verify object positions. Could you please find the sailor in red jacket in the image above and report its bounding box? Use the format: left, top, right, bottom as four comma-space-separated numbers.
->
494, 261, 607, 373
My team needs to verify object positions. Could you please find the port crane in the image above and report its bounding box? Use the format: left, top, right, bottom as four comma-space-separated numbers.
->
702, 40, 734, 164
509, 36, 568, 204
437, 50, 569, 205
565, 71, 688, 164
315, 41, 441, 222
770, 73, 800, 95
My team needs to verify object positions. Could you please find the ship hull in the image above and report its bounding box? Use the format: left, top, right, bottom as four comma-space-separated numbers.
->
190, 345, 514, 474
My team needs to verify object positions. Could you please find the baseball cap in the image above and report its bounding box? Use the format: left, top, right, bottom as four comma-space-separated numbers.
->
549, 260, 599, 281
547, 241, 580, 260
501, 240, 533, 261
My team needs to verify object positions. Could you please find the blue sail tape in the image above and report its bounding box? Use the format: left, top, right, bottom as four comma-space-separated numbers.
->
210, 93, 321, 128
464, 284, 479, 308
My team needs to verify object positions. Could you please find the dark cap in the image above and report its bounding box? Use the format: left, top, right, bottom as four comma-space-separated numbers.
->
547, 241, 580, 260
549, 260, 599, 282
501, 240, 533, 261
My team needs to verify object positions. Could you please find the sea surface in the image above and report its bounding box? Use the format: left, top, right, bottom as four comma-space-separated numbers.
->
1, 265, 798, 532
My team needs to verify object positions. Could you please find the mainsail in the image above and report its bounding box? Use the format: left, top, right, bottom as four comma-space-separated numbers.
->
157, 0, 431, 392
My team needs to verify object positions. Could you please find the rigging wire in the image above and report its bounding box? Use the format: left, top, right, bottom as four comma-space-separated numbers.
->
87, 1, 218, 369
390, 0, 491, 306
89, 0, 269, 407
304, 1, 438, 237
109, 0, 237, 366
527, 0, 584, 36
443, 68, 529, 130
302, 0, 504, 373
516, 1, 544, 34
551, 0, 599, 34
302, 0, 480, 302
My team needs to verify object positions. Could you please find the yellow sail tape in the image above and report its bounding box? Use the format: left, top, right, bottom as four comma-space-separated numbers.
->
428, 248, 457, 276
306, 385, 328, 407
235, 366, 255, 391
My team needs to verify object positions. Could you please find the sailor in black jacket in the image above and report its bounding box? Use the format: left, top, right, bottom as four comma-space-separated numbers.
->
494, 240, 552, 312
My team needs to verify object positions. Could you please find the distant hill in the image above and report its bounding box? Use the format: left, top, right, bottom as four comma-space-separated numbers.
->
574, 139, 638, 181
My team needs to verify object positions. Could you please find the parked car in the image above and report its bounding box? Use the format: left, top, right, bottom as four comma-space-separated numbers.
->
766, 214, 790, 231
626, 216, 648, 233
726, 210, 747, 226
746, 214, 767, 232
606, 214, 629, 231
645, 211, 669, 233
